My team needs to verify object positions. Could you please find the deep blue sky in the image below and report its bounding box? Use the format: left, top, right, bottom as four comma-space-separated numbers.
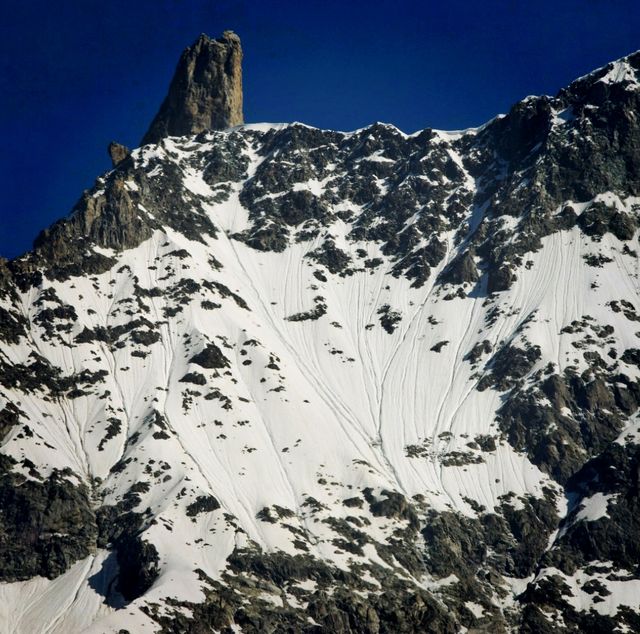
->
1, 0, 638, 259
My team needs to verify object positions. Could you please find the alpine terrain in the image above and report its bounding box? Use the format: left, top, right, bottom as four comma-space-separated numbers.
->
2, 31, 640, 633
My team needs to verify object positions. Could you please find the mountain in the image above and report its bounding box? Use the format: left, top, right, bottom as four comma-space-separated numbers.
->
1, 32, 640, 633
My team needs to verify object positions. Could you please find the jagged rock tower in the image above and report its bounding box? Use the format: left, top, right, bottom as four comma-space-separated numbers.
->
141, 31, 243, 145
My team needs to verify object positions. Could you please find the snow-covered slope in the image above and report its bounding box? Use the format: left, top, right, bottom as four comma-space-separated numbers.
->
1, 50, 640, 633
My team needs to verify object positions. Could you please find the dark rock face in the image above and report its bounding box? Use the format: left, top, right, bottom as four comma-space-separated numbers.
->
545, 443, 640, 574
0, 463, 97, 582
8, 145, 220, 287
520, 442, 640, 632
439, 250, 478, 285
477, 342, 542, 392
96, 487, 160, 603
190, 343, 230, 369
0, 453, 160, 600
108, 141, 131, 167
236, 123, 464, 285
494, 360, 640, 484
0, 306, 28, 344
142, 32, 243, 145
148, 546, 460, 634
186, 495, 220, 517
116, 534, 160, 601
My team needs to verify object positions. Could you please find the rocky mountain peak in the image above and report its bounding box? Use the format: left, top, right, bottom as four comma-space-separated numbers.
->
560, 50, 640, 106
141, 30, 243, 146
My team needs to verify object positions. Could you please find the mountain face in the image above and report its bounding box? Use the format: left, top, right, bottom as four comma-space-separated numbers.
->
1, 35, 640, 633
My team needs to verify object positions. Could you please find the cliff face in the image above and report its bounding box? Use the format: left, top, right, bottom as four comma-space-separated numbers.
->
141, 31, 243, 145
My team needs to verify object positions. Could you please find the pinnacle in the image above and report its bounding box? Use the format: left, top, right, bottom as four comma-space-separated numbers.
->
141, 30, 244, 145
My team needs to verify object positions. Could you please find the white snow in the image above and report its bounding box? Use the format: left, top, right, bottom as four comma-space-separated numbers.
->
599, 60, 639, 87
574, 492, 615, 523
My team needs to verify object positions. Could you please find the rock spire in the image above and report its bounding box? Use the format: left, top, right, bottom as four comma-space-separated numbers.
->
141, 31, 243, 145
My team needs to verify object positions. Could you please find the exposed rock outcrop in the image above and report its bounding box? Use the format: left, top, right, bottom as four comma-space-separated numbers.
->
0, 462, 97, 583
108, 141, 130, 167
141, 31, 243, 145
